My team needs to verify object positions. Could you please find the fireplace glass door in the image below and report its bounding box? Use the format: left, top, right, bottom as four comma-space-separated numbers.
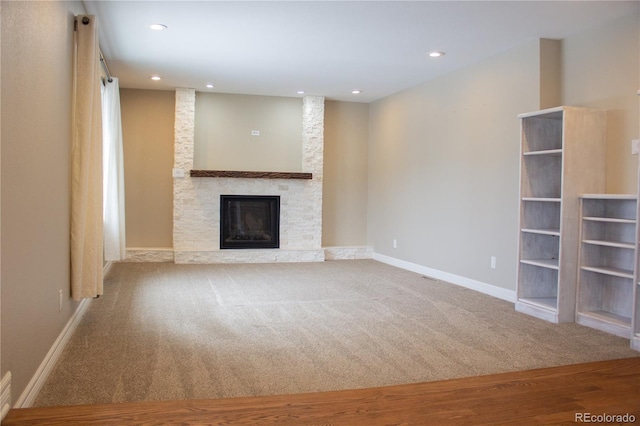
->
220, 195, 280, 249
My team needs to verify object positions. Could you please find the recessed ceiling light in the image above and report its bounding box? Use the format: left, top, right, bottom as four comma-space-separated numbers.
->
428, 51, 445, 58
297, 90, 305, 94
352, 90, 362, 94
150, 24, 167, 31
206, 83, 214, 89
150, 75, 162, 81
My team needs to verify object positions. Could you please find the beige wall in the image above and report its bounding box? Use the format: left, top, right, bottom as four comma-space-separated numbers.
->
322, 101, 369, 247
120, 89, 175, 248
539, 38, 562, 109
368, 39, 546, 291
561, 11, 639, 194
1, 0, 85, 403
194, 93, 303, 172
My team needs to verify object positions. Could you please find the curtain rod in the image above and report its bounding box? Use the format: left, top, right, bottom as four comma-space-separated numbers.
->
100, 51, 113, 83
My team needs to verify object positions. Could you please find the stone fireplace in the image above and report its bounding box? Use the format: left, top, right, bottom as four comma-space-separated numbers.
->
171, 89, 325, 263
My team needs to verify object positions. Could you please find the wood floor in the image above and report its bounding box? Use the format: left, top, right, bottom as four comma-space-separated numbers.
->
5, 357, 639, 425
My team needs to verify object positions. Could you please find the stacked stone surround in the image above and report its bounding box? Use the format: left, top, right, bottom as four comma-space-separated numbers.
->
172, 88, 326, 263
324, 246, 374, 260
121, 89, 372, 263
125, 248, 175, 263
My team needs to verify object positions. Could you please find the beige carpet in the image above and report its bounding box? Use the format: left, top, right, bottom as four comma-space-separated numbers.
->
34, 260, 638, 407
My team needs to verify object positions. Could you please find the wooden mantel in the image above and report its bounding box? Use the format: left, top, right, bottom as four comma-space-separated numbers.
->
190, 170, 313, 180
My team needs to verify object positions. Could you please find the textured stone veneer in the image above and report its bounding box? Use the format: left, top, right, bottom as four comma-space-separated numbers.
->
324, 246, 374, 261
125, 248, 175, 263
172, 89, 325, 263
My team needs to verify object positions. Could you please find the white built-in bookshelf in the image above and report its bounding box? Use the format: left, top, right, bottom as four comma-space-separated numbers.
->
516, 106, 606, 323
634, 91, 640, 351
577, 195, 636, 338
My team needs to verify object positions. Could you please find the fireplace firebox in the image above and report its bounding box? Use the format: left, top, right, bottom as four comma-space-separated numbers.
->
220, 195, 280, 249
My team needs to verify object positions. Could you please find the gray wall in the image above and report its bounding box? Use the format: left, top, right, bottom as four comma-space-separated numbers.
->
367, 39, 547, 291
194, 93, 303, 172
1, 0, 85, 403
367, 11, 639, 293
562, 12, 639, 194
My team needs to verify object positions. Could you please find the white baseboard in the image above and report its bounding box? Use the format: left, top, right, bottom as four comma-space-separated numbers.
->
15, 297, 92, 408
372, 252, 516, 303
103, 260, 114, 278
1, 372, 11, 422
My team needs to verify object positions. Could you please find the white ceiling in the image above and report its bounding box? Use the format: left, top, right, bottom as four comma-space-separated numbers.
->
85, 1, 639, 103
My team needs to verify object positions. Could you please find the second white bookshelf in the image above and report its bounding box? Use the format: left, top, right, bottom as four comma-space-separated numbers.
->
576, 194, 637, 338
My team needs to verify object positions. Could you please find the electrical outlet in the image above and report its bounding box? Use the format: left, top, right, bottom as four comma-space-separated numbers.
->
632, 139, 639, 155
251, 130, 260, 136
58, 289, 63, 312
490, 256, 497, 269
393, 239, 397, 249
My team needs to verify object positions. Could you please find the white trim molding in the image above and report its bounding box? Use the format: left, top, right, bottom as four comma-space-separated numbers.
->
372, 252, 516, 303
15, 298, 92, 408
103, 260, 115, 278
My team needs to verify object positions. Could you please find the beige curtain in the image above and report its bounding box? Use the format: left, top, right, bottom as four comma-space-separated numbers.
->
71, 15, 103, 300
